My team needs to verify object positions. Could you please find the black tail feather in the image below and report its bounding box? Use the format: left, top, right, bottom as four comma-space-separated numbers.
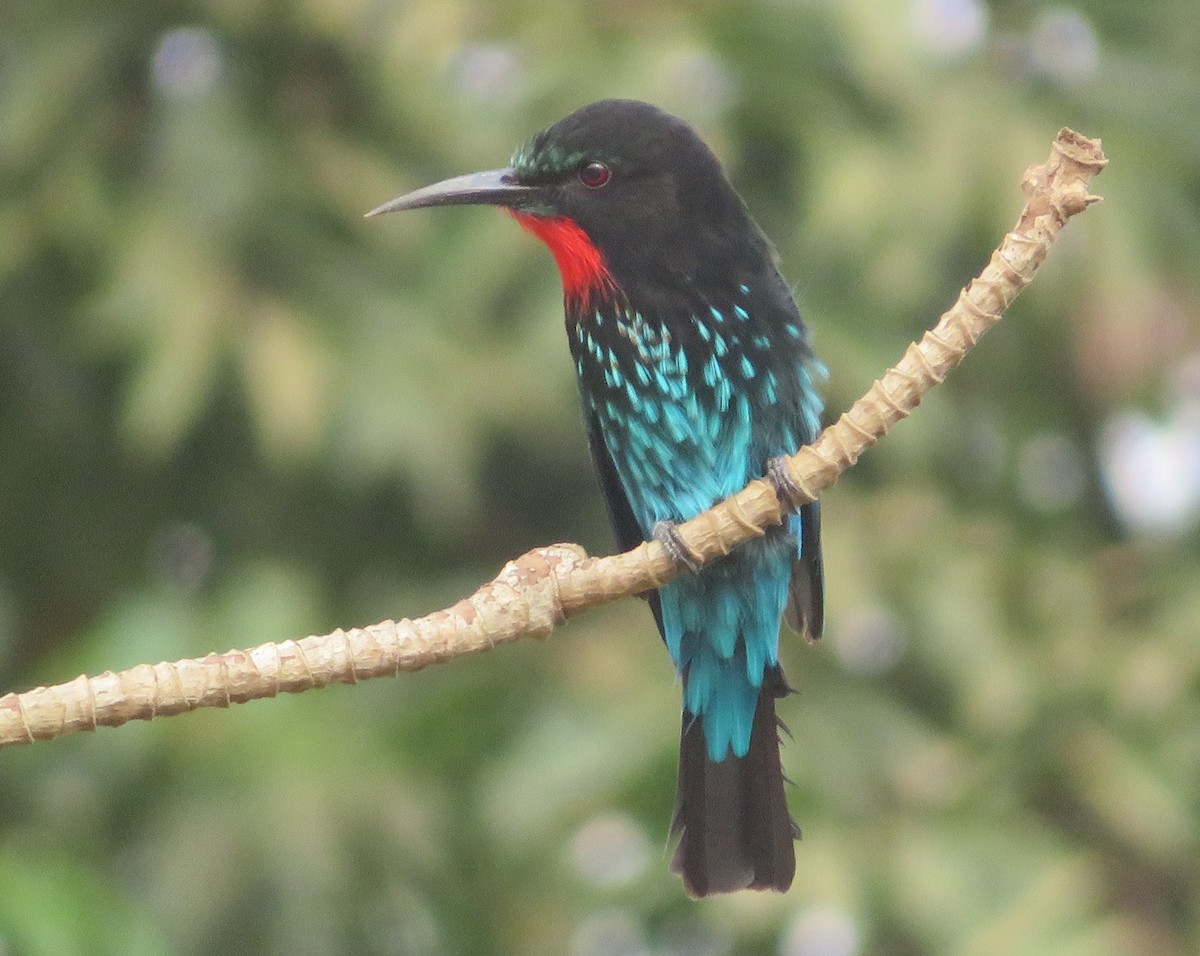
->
669, 666, 797, 897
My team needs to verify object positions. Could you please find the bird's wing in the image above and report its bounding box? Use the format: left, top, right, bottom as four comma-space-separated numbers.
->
583, 408, 666, 636
784, 501, 824, 640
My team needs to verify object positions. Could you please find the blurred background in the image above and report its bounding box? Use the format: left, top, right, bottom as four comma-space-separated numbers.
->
2, 1, 1198, 953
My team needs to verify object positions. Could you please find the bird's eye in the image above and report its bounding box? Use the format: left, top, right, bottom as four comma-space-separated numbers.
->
578, 161, 611, 188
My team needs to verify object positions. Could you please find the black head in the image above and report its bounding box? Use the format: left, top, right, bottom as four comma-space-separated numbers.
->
368, 100, 775, 301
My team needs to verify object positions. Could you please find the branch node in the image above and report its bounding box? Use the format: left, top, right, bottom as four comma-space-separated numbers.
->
909, 340, 948, 385
726, 486, 773, 536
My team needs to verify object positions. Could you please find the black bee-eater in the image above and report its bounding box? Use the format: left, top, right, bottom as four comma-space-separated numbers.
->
369, 99, 824, 896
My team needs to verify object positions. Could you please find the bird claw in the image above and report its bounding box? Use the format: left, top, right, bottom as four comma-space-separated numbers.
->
653, 520, 704, 574
766, 456, 805, 510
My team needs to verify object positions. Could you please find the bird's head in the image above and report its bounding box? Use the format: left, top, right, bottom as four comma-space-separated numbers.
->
368, 99, 768, 309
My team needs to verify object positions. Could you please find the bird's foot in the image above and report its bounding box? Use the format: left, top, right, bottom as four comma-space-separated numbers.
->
653, 520, 704, 574
766, 456, 806, 510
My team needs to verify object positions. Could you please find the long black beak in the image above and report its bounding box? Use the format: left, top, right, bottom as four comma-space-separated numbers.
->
365, 167, 536, 217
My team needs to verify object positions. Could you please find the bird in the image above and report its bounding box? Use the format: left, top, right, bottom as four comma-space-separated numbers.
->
367, 99, 824, 897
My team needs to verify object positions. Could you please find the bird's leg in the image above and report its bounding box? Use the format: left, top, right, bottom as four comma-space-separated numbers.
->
652, 520, 704, 574
766, 456, 806, 511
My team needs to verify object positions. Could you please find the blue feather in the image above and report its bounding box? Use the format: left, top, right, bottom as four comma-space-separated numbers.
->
578, 296, 824, 761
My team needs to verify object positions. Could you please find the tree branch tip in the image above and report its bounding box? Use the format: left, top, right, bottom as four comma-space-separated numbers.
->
1053, 128, 1108, 168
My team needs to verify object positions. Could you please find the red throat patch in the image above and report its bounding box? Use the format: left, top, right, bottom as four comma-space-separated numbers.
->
508, 211, 614, 307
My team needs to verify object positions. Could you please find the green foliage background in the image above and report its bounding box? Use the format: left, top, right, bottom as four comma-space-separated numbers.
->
3, 1, 1199, 953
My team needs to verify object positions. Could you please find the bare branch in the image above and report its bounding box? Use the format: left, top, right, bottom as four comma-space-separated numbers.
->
0, 129, 1107, 750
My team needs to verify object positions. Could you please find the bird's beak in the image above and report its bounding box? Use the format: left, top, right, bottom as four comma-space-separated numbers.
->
365, 167, 536, 217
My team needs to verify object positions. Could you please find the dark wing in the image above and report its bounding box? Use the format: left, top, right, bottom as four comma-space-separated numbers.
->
784, 501, 824, 640
583, 408, 665, 637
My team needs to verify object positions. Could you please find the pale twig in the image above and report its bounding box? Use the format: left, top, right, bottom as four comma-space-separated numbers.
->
0, 129, 1106, 749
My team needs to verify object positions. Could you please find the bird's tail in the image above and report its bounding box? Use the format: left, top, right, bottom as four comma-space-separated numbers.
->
669, 665, 797, 897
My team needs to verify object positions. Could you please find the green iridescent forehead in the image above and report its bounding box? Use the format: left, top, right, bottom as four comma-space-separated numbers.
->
511, 133, 622, 179
510, 139, 586, 177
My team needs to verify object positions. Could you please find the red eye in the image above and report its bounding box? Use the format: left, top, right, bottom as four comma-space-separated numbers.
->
579, 161, 611, 188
